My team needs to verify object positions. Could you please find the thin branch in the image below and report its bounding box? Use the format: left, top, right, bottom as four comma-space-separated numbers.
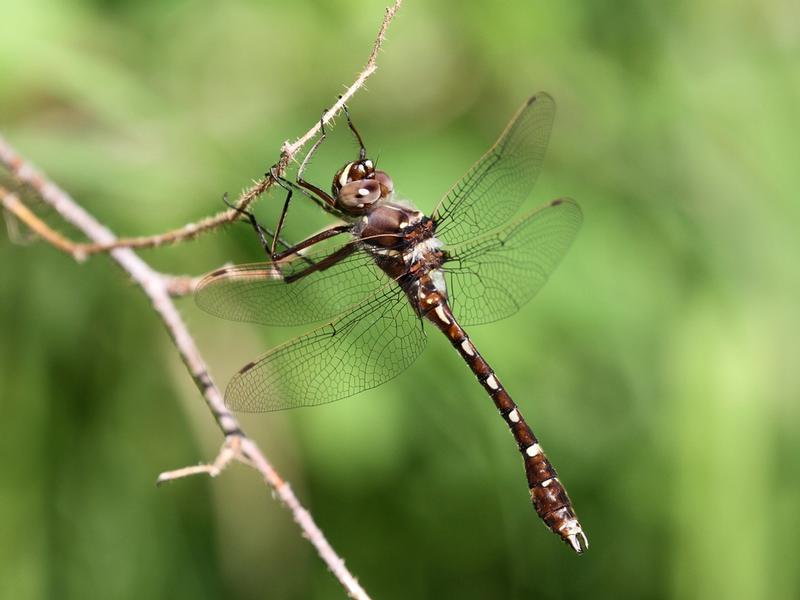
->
76, 179, 271, 254
0, 190, 217, 297
160, 272, 207, 298
53, 0, 403, 257
0, 2, 406, 596
0, 185, 88, 260
157, 436, 243, 485
0, 135, 372, 600
280, 0, 402, 158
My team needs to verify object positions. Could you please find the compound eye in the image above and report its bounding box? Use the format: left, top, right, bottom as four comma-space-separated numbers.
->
337, 179, 381, 212
373, 170, 394, 196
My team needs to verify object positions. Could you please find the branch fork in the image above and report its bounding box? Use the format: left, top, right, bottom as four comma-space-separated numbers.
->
156, 434, 248, 486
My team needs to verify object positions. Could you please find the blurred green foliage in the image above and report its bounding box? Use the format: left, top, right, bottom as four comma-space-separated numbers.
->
2, 0, 799, 598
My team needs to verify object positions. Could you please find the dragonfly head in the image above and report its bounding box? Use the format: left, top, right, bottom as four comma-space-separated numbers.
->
332, 159, 394, 215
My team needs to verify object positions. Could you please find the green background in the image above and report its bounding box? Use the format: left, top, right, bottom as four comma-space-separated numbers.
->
1, 0, 798, 598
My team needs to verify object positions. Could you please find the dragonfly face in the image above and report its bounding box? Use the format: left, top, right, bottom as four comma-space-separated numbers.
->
332, 158, 394, 215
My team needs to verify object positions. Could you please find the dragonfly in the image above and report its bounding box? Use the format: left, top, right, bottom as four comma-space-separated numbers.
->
196, 93, 587, 553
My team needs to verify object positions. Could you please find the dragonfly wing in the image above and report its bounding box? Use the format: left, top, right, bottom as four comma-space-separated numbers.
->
225, 283, 427, 411
195, 240, 389, 327
432, 93, 556, 245
443, 198, 582, 326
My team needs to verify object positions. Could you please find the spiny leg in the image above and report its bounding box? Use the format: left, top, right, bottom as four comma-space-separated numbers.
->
279, 99, 370, 210
283, 242, 357, 284
268, 101, 371, 220
223, 193, 281, 259
271, 165, 339, 218
268, 111, 337, 256
272, 223, 352, 262
293, 112, 338, 214
296, 111, 330, 184
340, 96, 367, 160
269, 175, 294, 259
221, 193, 315, 270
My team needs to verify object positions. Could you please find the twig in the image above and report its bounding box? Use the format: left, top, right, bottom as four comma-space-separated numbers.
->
76, 179, 271, 254
157, 436, 244, 485
0, 197, 222, 299
0, 186, 88, 260
0, 2, 405, 596
52, 0, 403, 257
0, 185, 213, 298
160, 272, 207, 298
0, 136, 373, 600
280, 0, 402, 158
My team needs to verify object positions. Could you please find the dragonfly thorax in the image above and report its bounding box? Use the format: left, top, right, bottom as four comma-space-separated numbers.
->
355, 201, 426, 247
354, 200, 446, 289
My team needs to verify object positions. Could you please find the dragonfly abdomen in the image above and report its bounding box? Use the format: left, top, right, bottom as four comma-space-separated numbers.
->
423, 299, 588, 554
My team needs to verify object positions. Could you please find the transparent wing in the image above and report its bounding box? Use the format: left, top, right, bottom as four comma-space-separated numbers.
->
432, 93, 555, 245
195, 240, 390, 327
443, 198, 582, 326
226, 284, 427, 412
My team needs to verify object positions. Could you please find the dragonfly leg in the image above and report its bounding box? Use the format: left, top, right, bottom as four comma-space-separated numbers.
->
272, 223, 352, 262
269, 181, 293, 259
283, 242, 357, 283
296, 110, 329, 183
268, 108, 340, 217
269, 162, 341, 217
222, 193, 288, 259
266, 111, 339, 257
294, 112, 338, 209
340, 96, 367, 161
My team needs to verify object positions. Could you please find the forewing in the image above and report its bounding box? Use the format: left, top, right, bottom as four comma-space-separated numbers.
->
225, 284, 427, 412
432, 93, 555, 245
444, 198, 582, 326
195, 241, 389, 326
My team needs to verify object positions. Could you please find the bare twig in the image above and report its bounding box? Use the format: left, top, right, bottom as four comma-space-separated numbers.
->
280, 0, 402, 158
0, 135, 373, 600
157, 435, 244, 485
0, 190, 218, 297
160, 272, 207, 298
0, 185, 88, 260
76, 179, 271, 254
0, 2, 405, 597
